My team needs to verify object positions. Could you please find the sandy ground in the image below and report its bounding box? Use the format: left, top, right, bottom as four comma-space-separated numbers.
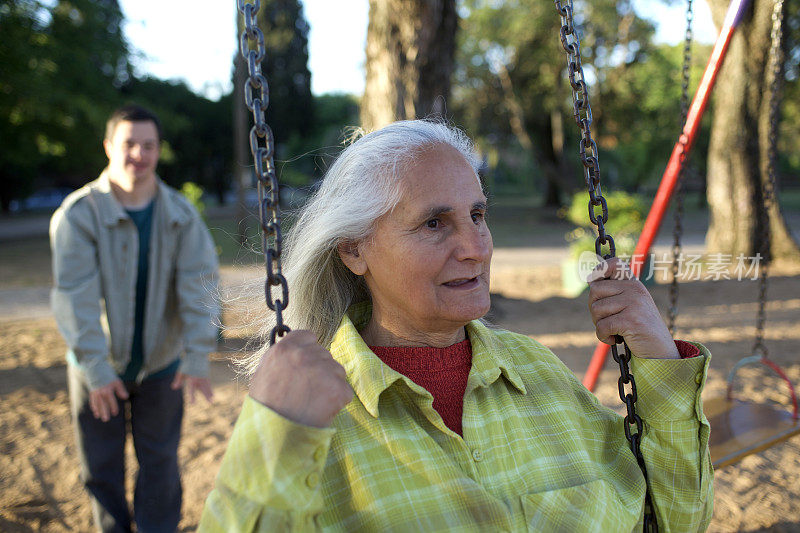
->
1, 253, 800, 532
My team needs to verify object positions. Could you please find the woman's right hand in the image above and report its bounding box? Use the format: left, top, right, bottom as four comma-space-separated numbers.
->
249, 330, 354, 428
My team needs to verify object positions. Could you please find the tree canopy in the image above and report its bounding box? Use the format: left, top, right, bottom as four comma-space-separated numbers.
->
0, 0, 131, 211
0, 0, 326, 212
2, 0, 798, 238
249, 0, 314, 148
452, 0, 715, 205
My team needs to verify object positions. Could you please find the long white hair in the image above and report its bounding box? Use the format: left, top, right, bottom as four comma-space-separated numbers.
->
238, 119, 481, 374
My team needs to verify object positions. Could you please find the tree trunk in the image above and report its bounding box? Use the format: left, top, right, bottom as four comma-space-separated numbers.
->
234, 15, 251, 246
705, 0, 800, 260
496, 60, 565, 206
361, 0, 457, 130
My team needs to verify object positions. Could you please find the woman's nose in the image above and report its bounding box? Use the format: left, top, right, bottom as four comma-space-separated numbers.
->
454, 222, 492, 262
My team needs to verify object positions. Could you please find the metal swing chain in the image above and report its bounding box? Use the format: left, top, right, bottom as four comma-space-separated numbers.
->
668, 0, 694, 335
754, 0, 785, 357
553, 2, 657, 531
237, 0, 291, 345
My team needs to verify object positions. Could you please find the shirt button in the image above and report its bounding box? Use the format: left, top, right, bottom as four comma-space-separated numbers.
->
695, 373, 703, 384
472, 449, 484, 462
313, 446, 326, 462
306, 471, 320, 489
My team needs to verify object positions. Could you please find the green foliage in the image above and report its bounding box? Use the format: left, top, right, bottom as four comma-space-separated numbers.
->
562, 191, 647, 258
279, 93, 360, 187
454, 0, 662, 204
480, 143, 540, 197
779, 0, 800, 180
180, 182, 206, 219
6, 0, 796, 216
0, 0, 131, 211
597, 41, 714, 191
0, 0, 341, 213
453, 0, 566, 200
451, 0, 724, 204
0, 0, 235, 212
0, 0, 232, 211
233, 0, 340, 190
120, 77, 233, 202
248, 0, 314, 148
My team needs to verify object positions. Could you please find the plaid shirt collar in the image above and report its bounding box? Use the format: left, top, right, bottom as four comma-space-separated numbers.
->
329, 301, 527, 418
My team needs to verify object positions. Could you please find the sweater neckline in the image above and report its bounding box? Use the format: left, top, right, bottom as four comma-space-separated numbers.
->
370, 339, 472, 373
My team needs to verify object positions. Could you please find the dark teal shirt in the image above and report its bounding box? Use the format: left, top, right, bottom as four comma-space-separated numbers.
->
120, 201, 178, 382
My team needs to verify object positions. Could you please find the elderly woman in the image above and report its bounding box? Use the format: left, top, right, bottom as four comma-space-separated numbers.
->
200, 121, 713, 532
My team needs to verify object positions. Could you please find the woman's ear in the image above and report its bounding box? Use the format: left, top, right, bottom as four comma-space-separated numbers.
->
337, 240, 368, 276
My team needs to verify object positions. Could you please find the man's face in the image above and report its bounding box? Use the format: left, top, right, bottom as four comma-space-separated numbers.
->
103, 120, 160, 185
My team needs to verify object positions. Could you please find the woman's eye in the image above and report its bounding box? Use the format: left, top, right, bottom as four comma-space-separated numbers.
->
471, 212, 484, 223
425, 219, 440, 229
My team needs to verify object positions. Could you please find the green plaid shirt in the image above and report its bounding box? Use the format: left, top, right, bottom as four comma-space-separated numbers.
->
201, 303, 713, 532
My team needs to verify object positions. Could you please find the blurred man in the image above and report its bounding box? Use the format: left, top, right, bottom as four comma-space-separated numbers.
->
50, 104, 220, 532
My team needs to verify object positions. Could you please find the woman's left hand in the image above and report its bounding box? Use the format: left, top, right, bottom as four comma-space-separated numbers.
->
587, 257, 679, 359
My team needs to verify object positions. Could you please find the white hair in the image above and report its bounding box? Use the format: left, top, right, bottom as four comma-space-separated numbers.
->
238, 119, 482, 375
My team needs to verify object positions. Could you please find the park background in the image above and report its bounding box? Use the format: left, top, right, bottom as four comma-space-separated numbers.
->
1, 0, 800, 531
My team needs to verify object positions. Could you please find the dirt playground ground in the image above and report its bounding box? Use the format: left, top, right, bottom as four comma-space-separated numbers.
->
1, 210, 799, 532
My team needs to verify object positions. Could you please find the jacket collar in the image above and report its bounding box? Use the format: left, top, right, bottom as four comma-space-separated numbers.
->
93, 169, 190, 227
329, 302, 526, 419
93, 170, 127, 226
464, 317, 527, 396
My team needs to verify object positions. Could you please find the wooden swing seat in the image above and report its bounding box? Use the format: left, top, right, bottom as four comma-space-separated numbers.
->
705, 396, 800, 469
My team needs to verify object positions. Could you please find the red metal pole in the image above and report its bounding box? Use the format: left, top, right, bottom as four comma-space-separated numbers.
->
582, 0, 752, 391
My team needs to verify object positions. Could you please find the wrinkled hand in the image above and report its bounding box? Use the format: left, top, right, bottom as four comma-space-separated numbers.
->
587, 258, 679, 359
249, 330, 354, 428
89, 379, 129, 422
171, 372, 214, 404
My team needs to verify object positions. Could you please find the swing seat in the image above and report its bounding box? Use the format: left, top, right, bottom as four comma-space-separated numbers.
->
705, 396, 800, 469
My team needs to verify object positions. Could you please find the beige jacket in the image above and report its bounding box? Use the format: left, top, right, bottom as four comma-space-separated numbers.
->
50, 171, 220, 390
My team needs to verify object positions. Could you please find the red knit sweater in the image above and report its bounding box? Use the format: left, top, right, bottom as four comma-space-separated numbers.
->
371, 339, 700, 437
371, 339, 472, 436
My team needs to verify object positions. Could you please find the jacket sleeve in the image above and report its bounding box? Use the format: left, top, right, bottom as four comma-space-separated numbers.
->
199, 396, 335, 532
629, 344, 714, 532
174, 210, 220, 378
50, 206, 118, 389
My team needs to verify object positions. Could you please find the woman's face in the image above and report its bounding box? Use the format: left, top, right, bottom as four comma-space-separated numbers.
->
355, 143, 493, 342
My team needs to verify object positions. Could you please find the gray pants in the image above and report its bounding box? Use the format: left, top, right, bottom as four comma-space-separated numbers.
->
68, 364, 184, 533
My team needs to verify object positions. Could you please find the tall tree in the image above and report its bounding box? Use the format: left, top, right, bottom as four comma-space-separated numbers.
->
705, 0, 800, 259
360, 0, 457, 130
455, 0, 657, 206
232, 0, 313, 242
235, 0, 314, 150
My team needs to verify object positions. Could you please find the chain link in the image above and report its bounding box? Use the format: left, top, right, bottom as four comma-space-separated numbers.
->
668, 0, 694, 335
555, 0, 658, 531
554, 2, 657, 530
753, 0, 784, 357
238, 0, 291, 345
